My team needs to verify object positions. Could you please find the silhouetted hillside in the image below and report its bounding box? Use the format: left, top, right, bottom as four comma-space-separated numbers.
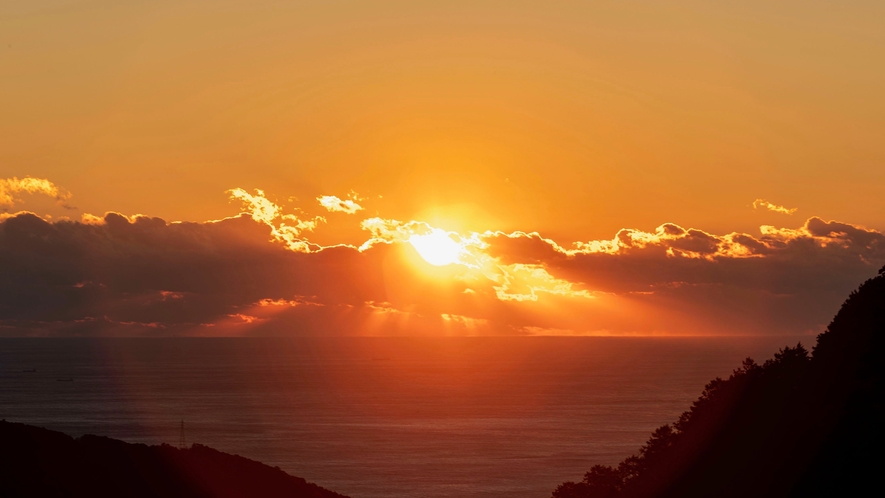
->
552, 265, 885, 498
0, 421, 349, 498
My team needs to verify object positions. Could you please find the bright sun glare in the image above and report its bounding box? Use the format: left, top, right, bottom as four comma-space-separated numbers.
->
409, 229, 463, 266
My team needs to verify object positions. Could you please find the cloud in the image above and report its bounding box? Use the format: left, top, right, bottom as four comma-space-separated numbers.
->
497, 218, 885, 289
0, 211, 390, 335
317, 195, 364, 214
491, 263, 594, 302
229, 188, 325, 252
357, 217, 589, 300
482, 217, 885, 334
753, 199, 797, 215
229, 188, 280, 224
359, 217, 481, 265
1, 183, 883, 337
0, 177, 72, 209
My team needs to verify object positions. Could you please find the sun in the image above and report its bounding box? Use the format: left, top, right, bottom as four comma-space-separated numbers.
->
409, 228, 463, 266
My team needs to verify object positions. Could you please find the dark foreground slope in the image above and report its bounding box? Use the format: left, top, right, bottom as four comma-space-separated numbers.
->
553, 265, 885, 498
0, 421, 349, 498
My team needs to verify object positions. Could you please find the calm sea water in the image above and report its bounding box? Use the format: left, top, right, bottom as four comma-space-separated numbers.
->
0, 337, 804, 498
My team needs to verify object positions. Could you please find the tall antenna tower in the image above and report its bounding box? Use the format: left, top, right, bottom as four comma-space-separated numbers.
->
179, 420, 186, 449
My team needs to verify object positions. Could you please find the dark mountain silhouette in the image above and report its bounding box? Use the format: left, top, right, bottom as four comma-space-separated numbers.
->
0, 421, 349, 498
552, 265, 885, 498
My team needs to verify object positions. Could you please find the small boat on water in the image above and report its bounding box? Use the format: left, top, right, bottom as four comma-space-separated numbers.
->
56, 378, 74, 382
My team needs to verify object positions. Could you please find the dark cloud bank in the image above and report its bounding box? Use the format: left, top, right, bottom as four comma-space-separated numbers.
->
1, 212, 882, 336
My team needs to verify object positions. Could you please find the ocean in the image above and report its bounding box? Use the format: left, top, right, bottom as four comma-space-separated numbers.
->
0, 336, 804, 497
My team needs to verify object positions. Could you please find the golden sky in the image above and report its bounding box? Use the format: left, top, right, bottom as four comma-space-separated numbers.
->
4, 1, 885, 236
1, 1, 884, 336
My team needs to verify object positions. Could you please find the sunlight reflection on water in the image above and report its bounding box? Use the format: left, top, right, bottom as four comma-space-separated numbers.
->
0, 336, 802, 498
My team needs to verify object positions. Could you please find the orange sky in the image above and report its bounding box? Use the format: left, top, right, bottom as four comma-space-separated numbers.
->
1, 1, 884, 337
3, 1, 884, 240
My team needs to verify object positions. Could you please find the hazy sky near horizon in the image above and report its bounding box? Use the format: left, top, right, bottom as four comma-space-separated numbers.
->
2, 1, 884, 337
